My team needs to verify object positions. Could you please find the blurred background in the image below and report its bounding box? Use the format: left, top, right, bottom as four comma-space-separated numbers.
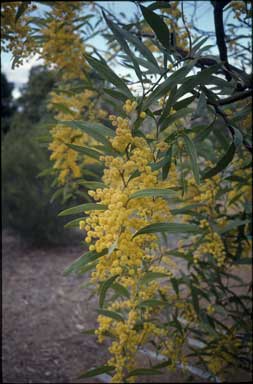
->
1, 65, 84, 246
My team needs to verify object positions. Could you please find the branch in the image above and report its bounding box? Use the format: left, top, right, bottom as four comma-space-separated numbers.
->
211, 0, 231, 78
218, 90, 252, 105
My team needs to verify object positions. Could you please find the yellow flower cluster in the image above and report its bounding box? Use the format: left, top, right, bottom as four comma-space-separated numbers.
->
187, 174, 221, 211
231, 0, 246, 20
178, 174, 227, 267
205, 332, 242, 377
41, 2, 88, 80
175, 301, 197, 323
48, 83, 108, 185
49, 125, 85, 184
123, 99, 137, 114
80, 105, 181, 382
193, 222, 226, 267
143, 1, 189, 52
122, 99, 146, 119
160, 334, 187, 370
1, 2, 38, 66
48, 89, 96, 184
162, 2, 189, 51
49, 89, 98, 121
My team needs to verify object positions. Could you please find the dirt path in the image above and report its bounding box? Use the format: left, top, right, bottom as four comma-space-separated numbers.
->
2, 230, 251, 383
2, 230, 111, 383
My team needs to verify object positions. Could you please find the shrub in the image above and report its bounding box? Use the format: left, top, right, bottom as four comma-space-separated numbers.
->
2, 125, 80, 246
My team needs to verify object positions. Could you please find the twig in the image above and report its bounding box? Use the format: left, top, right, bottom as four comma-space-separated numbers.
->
181, 1, 192, 54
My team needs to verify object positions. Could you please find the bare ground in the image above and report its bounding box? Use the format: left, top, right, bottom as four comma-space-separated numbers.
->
2, 230, 110, 383
2, 230, 251, 383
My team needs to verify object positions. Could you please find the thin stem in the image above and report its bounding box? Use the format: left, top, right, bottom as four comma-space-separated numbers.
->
181, 1, 192, 55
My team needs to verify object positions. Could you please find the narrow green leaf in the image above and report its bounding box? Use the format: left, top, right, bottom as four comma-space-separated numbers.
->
77, 180, 105, 189
103, 13, 143, 83
182, 133, 200, 184
51, 102, 76, 116
58, 203, 107, 216
59, 120, 113, 147
216, 219, 251, 234
175, 64, 222, 100
133, 223, 201, 238
64, 249, 107, 276
170, 277, 179, 295
86, 55, 132, 97
76, 261, 98, 276
111, 283, 130, 298
173, 95, 195, 111
191, 36, 209, 55
125, 368, 162, 379
202, 143, 236, 179
104, 88, 128, 102
116, 25, 159, 68
15, 2, 29, 23
81, 329, 96, 335
64, 217, 86, 229
208, 75, 235, 91
162, 147, 173, 180
143, 63, 195, 109
159, 85, 177, 123
160, 108, 193, 132
97, 309, 124, 322
148, 2, 171, 10
133, 56, 161, 74
79, 365, 114, 379
140, 4, 170, 50
139, 272, 168, 285
171, 203, 205, 215
129, 188, 177, 200
99, 275, 118, 308
66, 144, 102, 160
50, 188, 63, 203
138, 299, 166, 308
233, 126, 243, 146
36, 135, 53, 143
152, 359, 172, 369
192, 92, 207, 119
191, 285, 200, 315
194, 118, 216, 143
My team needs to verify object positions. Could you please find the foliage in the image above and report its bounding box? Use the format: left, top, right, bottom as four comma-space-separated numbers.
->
1, 66, 80, 245
1, 1, 252, 382
1, 125, 73, 245
1, 72, 16, 135
16, 65, 57, 124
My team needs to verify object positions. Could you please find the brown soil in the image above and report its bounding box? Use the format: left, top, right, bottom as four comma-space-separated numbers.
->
2, 230, 110, 383
2, 230, 251, 383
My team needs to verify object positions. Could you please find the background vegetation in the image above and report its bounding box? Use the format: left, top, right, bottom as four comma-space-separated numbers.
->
1, 66, 83, 245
